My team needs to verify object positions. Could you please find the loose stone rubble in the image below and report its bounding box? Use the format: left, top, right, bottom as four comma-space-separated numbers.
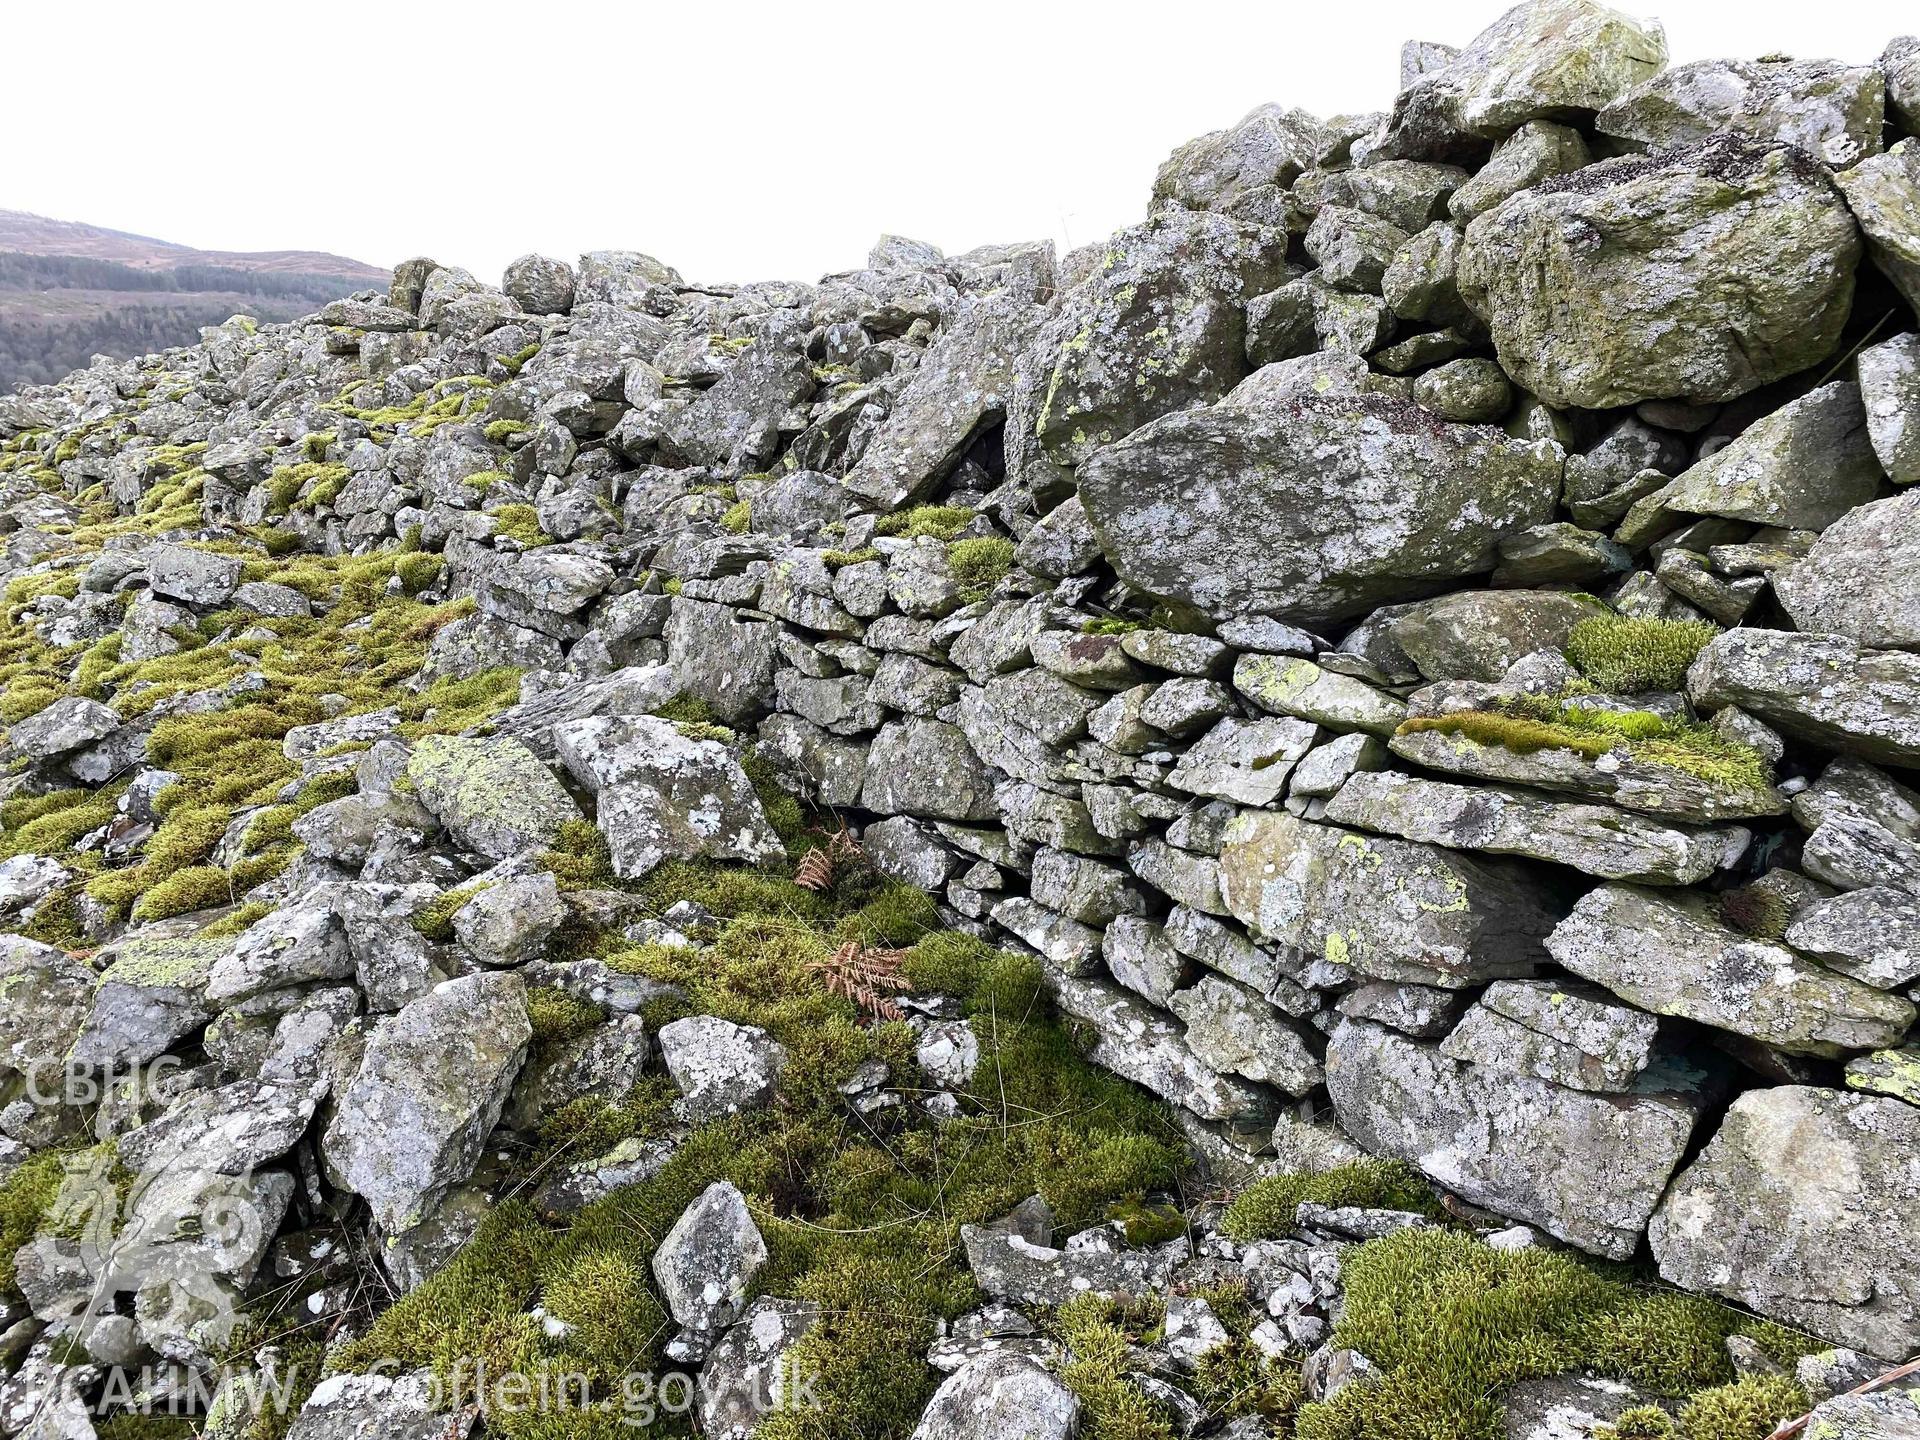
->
1, 4, 1919, 1438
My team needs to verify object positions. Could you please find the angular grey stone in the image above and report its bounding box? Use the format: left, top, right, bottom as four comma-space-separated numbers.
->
1335, 982, 1468, 1039
1652, 1087, 1920, 1360
1324, 770, 1745, 884
1459, 136, 1860, 408
1153, 104, 1324, 212
658, 1016, 787, 1123
1169, 975, 1323, 1094
321, 972, 531, 1232
860, 717, 997, 822
145, 542, 242, 606
284, 1370, 463, 1440
406, 734, 582, 862
699, 1298, 821, 1440
1689, 629, 1920, 769
1546, 885, 1916, 1058
1127, 837, 1228, 916
1167, 716, 1317, 806
552, 715, 784, 879
1378, 0, 1667, 154
1029, 847, 1151, 926
1079, 391, 1560, 628
1837, 139, 1920, 313
1656, 381, 1881, 532
652, 1181, 768, 1333
1785, 888, 1920, 989
665, 599, 778, 723
1391, 590, 1606, 683
845, 297, 1039, 509
1857, 331, 1920, 486
989, 897, 1102, 975
6, 696, 121, 761
1776, 490, 1920, 650
1046, 970, 1276, 1129
1219, 811, 1557, 988
1233, 654, 1405, 738
1449, 120, 1591, 223
70, 937, 219, 1068
1101, 916, 1192, 1007
502, 254, 575, 315
451, 869, 565, 966
1036, 209, 1285, 467
1597, 57, 1885, 169
909, 1353, 1079, 1440
1440, 979, 1659, 1092
1327, 1018, 1707, 1260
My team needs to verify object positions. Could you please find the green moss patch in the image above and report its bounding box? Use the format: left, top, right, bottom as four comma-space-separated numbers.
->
1564, 616, 1719, 695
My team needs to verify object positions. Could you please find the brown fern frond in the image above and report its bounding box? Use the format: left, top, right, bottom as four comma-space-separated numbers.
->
795, 823, 865, 892
794, 847, 835, 892
808, 940, 912, 1023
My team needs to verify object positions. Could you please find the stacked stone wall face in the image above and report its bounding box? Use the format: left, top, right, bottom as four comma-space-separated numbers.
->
4, 4, 1920, 1393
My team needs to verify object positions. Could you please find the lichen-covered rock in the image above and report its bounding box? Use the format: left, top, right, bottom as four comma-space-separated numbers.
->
1324, 770, 1745, 884
1774, 491, 1920, 650
1035, 209, 1286, 467
1439, 979, 1660, 1092
1218, 811, 1558, 988
1858, 331, 1920, 487
1784, 887, 1920, 990
405, 735, 582, 862
1651, 1086, 1920, 1359
1596, 57, 1885, 168
652, 1181, 768, 1334
1078, 391, 1560, 627
1546, 885, 1915, 1058
1168, 974, 1323, 1094
1652, 380, 1881, 532
70, 936, 219, 1069
1232, 654, 1406, 737
1152, 104, 1325, 212
1689, 629, 1920, 768
1045, 970, 1276, 1130
844, 296, 1040, 509
1376, 0, 1667, 157
1458, 136, 1860, 408
321, 972, 531, 1232
699, 1298, 821, 1440
1326, 1018, 1709, 1260
861, 717, 998, 822
909, 1353, 1080, 1440
552, 715, 785, 879
657, 1016, 787, 1122
1837, 138, 1920, 313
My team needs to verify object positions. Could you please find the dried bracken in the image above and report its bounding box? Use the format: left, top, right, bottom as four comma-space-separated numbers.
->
794, 825, 864, 893
806, 940, 912, 1023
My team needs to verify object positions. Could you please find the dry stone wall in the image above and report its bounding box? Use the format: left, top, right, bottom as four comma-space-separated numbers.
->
3, 4, 1920, 1433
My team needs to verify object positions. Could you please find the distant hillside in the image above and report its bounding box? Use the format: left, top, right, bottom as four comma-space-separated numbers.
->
0, 209, 387, 390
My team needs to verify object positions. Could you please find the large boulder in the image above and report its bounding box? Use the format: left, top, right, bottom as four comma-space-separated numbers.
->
1545, 885, 1915, 1058
1651, 1087, 1920, 1359
1078, 391, 1560, 627
1458, 135, 1860, 408
1596, 57, 1885, 169
1689, 629, 1920, 768
1774, 491, 1920, 650
405, 735, 582, 862
1152, 104, 1325, 212
321, 973, 531, 1232
1218, 811, 1559, 988
1326, 1018, 1710, 1260
843, 297, 1041, 509
1034, 209, 1285, 467
1377, 0, 1667, 159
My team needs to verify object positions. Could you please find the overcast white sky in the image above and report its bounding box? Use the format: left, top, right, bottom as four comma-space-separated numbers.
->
11, 0, 1912, 287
